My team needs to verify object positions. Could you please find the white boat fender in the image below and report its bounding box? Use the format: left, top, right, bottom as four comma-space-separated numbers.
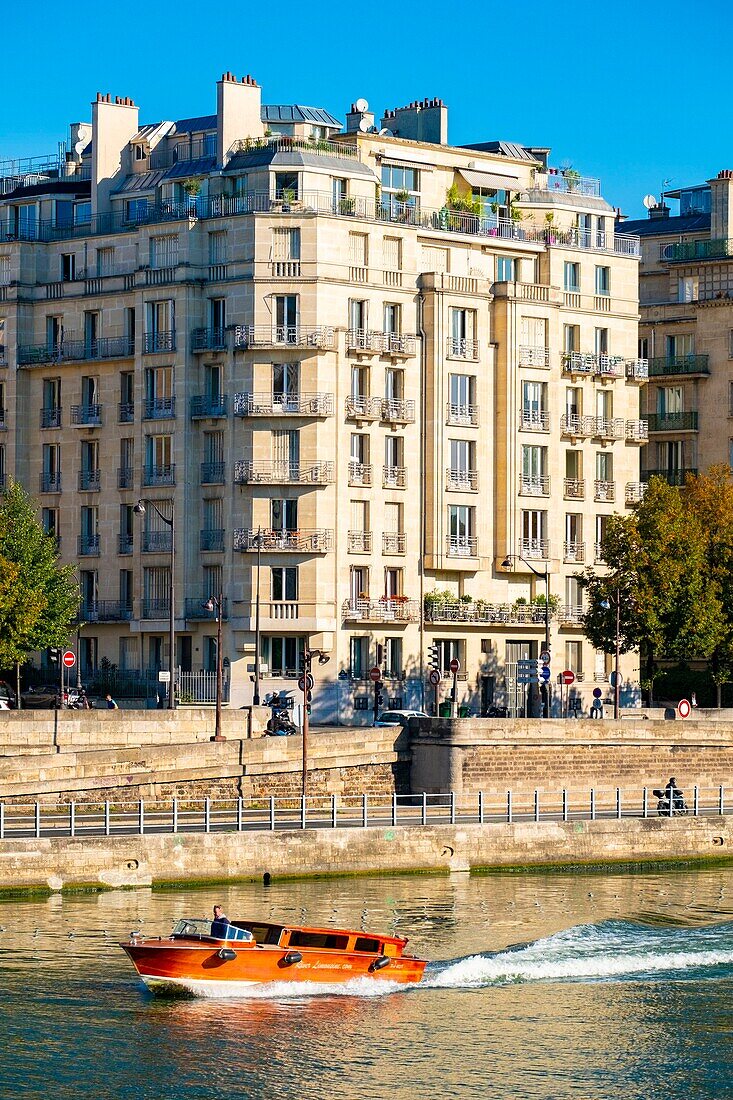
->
368, 955, 390, 972
279, 951, 302, 967
217, 948, 237, 961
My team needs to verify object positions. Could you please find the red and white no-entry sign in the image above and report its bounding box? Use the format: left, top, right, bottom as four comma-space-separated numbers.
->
62, 650, 76, 669
678, 698, 691, 719
369, 665, 382, 683
449, 658, 460, 674
561, 670, 575, 685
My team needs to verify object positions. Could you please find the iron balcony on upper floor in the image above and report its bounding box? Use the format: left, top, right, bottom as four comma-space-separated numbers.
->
184, 596, 229, 621
233, 528, 333, 553
641, 468, 698, 486
561, 352, 625, 379
234, 392, 334, 417
71, 404, 103, 427
190, 395, 228, 419
17, 336, 134, 367
346, 330, 417, 357
424, 599, 550, 625
341, 598, 420, 624
661, 238, 733, 263
233, 460, 334, 486
233, 325, 335, 351
78, 600, 133, 623
648, 355, 710, 378
645, 411, 698, 432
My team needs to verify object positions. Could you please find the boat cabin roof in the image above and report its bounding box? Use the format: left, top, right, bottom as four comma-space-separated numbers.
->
234, 920, 408, 950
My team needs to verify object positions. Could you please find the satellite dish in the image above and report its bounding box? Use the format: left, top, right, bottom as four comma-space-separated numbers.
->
355, 98, 369, 113
358, 118, 371, 133
379, 128, 393, 137
642, 194, 657, 210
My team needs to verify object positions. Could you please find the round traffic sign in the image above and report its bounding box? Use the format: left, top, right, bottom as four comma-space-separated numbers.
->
540, 650, 551, 665
609, 671, 619, 688
449, 658, 460, 674
369, 665, 382, 683
62, 650, 76, 669
678, 698, 691, 719
593, 687, 603, 699
562, 670, 575, 686
540, 665, 551, 682
428, 668, 442, 687
298, 674, 314, 692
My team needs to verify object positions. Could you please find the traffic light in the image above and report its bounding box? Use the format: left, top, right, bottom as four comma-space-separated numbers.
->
298, 652, 307, 673
376, 643, 384, 667
49, 647, 61, 664
375, 682, 384, 707
427, 644, 440, 672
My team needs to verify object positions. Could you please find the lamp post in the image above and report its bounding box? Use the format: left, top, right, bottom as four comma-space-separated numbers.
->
600, 590, 621, 720
204, 592, 225, 741
253, 527, 262, 705
300, 644, 330, 798
134, 498, 175, 709
501, 553, 551, 717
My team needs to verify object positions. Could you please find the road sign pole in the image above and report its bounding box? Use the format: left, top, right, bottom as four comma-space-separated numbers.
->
59, 655, 64, 709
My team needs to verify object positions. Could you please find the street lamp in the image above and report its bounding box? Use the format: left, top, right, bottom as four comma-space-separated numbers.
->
134, 498, 175, 709
300, 645, 330, 798
203, 592, 225, 741
253, 527, 262, 705
600, 591, 621, 720
501, 554, 551, 717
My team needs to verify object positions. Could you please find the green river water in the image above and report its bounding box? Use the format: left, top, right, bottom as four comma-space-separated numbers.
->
0, 867, 732, 1099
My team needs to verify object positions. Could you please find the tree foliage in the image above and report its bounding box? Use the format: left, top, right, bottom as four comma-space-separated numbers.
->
0, 481, 80, 665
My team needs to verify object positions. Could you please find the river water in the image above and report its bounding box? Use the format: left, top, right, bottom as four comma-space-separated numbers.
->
1, 868, 732, 1099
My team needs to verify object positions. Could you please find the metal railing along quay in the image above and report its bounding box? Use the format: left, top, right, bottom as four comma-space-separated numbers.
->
1, 785, 727, 840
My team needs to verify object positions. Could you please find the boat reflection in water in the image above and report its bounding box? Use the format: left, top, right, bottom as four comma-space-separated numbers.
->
120, 916, 427, 996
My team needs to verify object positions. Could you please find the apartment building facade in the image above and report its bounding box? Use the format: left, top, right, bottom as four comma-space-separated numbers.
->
0, 74, 645, 718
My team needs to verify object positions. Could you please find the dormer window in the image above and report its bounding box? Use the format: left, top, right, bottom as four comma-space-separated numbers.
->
133, 143, 149, 162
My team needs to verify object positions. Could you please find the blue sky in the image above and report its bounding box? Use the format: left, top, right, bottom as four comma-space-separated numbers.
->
2, 0, 732, 219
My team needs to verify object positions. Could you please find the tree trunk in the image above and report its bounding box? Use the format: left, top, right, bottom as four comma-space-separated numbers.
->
15, 660, 21, 709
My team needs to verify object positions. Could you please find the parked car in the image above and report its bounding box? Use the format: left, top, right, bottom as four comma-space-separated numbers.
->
0, 681, 17, 709
20, 684, 63, 709
374, 710, 429, 727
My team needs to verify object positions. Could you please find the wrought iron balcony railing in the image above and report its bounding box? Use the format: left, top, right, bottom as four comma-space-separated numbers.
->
233, 325, 335, 350
143, 464, 175, 486
233, 460, 334, 485
594, 479, 616, 501
77, 534, 100, 556
18, 336, 134, 366
191, 328, 227, 352
563, 478, 585, 499
117, 466, 134, 489
190, 395, 228, 419
645, 411, 698, 432
341, 598, 420, 623
201, 461, 225, 484
518, 345, 550, 368
446, 337, 479, 360
641, 468, 697, 486
200, 528, 225, 552
446, 535, 478, 557
233, 528, 333, 553
71, 404, 102, 426
118, 402, 134, 423
235, 392, 334, 417
143, 397, 176, 419
519, 410, 550, 431
625, 419, 649, 441
40, 407, 61, 429
142, 531, 173, 553
648, 355, 709, 378
118, 533, 134, 554
446, 468, 478, 491
79, 600, 133, 623
381, 397, 415, 423
347, 530, 373, 553
520, 474, 550, 496
184, 597, 229, 621
345, 395, 382, 420
563, 540, 585, 563
383, 532, 406, 554
445, 402, 479, 426
348, 461, 372, 486
39, 472, 61, 493
141, 597, 170, 619
78, 469, 101, 491
383, 465, 407, 488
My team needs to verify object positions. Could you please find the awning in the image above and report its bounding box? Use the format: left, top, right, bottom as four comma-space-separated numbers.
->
458, 168, 520, 191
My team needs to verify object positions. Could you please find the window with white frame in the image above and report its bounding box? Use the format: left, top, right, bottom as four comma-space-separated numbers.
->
150, 235, 179, 269
595, 266, 610, 296
261, 636, 304, 677
564, 262, 580, 291
384, 637, 402, 678
349, 636, 369, 678
565, 640, 583, 678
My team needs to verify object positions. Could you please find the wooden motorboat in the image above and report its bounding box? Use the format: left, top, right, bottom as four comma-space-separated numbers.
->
120, 917, 427, 994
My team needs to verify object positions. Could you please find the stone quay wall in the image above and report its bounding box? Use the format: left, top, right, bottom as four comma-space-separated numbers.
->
1, 816, 731, 894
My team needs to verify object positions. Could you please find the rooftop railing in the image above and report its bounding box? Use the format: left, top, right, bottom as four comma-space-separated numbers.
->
228, 135, 360, 161
532, 169, 602, 198
662, 238, 733, 262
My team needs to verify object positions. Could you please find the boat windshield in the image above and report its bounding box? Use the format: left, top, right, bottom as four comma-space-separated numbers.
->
171, 919, 253, 942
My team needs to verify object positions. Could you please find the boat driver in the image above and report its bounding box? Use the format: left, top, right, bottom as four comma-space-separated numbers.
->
211, 904, 231, 938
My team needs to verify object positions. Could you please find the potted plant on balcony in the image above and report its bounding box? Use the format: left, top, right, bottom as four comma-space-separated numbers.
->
545, 211, 557, 244
281, 187, 296, 212
339, 196, 356, 216
395, 189, 412, 223
563, 168, 580, 192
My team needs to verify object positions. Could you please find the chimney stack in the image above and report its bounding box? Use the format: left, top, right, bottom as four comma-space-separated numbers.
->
91, 93, 139, 216
217, 71, 263, 167
710, 170, 733, 240
379, 97, 447, 145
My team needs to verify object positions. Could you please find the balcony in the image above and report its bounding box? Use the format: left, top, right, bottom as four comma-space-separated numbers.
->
348, 461, 372, 487
78, 469, 100, 492
563, 540, 586, 564
118, 402, 134, 423
143, 397, 176, 420
184, 597, 229, 621
596, 356, 625, 380
520, 474, 550, 496
625, 482, 646, 505
143, 465, 175, 487
142, 531, 173, 552
625, 419, 649, 442
141, 598, 170, 620
143, 332, 176, 354
18, 336, 134, 366
424, 599, 549, 625
347, 530, 373, 553
0, 346, 5, 367
560, 414, 593, 438
518, 538, 549, 561
345, 395, 382, 421
79, 600, 132, 623
446, 468, 478, 491
39, 472, 61, 493
641, 468, 697, 487
625, 359, 649, 382
71, 404, 103, 427
382, 333, 417, 357
446, 535, 478, 558
594, 542, 605, 563
519, 410, 550, 432
594, 479, 616, 502
200, 528, 225, 552
646, 411, 698, 433
233, 325, 335, 350
235, 392, 334, 417
341, 598, 420, 623
201, 461, 225, 484
117, 466, 134, 490
118, 533, 134, 554
40, 407, 61, 429
446, 402, 479, 427
446, 337, 479, 360
662, 238, 733, 262
383, 465, 407, 489
564, 478, 585, 499
77, 534, 100, 556
383, 532, 406, 554
592, 417, 625, 441
233, 528, 333, 553
562, 352, 596, 376
381, 398, 415, 424
190, 395, 228, 419
558, 604, 584, 626
191, 328, 227, 352
518, 345, 550, 368
234, 460, 334, 485
0, 406, 6, 429
648, 355, 709, 378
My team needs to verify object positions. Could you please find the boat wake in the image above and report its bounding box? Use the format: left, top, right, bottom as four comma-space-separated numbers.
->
148, 919, 733, 999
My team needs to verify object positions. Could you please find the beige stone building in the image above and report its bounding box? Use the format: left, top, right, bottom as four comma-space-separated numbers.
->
0, 74, 645, 718
620, 173, 733, 486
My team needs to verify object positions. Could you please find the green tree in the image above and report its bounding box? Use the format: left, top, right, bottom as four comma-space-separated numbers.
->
0, 481, 80, 702
580, 478, 725, 702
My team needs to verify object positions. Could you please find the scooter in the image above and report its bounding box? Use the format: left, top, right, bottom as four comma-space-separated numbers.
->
653, 788, 688, 816
265, 711, 297, 736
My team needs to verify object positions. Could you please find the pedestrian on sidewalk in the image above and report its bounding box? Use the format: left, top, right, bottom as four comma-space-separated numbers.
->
105, 693, 119, 710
